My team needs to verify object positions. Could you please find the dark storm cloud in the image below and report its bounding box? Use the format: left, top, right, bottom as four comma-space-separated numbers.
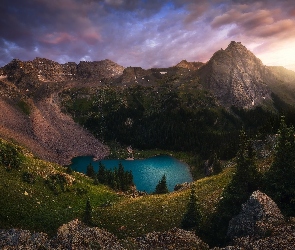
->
0, 0, 295, 70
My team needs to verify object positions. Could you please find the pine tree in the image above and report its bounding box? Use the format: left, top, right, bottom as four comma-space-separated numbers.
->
117, 162, 125, 190
83, 198, 92, 225
265, 117, 295, 215
154, 174, 169, 194
86, 163, 95, 178
212, 153, 222, 174
181, 185, 202, 231
97, 162, 106, 184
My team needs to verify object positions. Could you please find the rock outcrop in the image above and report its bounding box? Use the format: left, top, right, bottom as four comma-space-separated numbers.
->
227, 190, 284, 240
198, 41, 272, 108
32, 57, 75, 82
0, 58, 126, 164
0, 229, 50, 249
0, 220, 209, 249
0, 220, 124, 250
136, 227, 209, 249
2, 58, 125, 88
212, 191, 295, 250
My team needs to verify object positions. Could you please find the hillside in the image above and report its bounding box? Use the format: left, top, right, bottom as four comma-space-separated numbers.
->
1, 137, 295, 249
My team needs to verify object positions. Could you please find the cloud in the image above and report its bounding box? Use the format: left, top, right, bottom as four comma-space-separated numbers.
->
251, 19, 295, 38
0, 0, 294, 71
211, 9, 274, 29
40, 32, 76, 45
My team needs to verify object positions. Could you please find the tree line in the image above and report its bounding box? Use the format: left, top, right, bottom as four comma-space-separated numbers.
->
86, 162, 134, 192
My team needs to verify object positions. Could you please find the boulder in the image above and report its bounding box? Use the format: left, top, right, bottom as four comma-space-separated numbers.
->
227, 190, 284, 240
0, 229, 49, 249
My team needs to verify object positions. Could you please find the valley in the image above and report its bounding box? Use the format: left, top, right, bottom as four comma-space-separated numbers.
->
1, 41, 295, 249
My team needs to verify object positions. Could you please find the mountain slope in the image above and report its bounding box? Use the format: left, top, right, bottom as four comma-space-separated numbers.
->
0, 94, 108, 165
0, 67, 109, 165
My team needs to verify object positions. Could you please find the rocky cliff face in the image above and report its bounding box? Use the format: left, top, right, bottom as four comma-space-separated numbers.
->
3, 58, 74, 85
32, 57, 74, 82
198, 41, 272, 108
0, 58, 118, 165
76, 59, 124, 80
2, 59, 40, 90
176, 60, 204, 70
2, 58, 125, 88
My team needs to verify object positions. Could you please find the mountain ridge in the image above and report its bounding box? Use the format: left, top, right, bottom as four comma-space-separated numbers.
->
2, 41, 293, 107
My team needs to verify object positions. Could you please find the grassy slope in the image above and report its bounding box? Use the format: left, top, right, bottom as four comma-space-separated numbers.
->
95, 167, 234, 239
0, 143, 118, 235
0, 138, 234, 238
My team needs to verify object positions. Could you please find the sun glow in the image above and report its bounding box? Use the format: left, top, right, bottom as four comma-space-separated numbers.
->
257, 39, 295, 71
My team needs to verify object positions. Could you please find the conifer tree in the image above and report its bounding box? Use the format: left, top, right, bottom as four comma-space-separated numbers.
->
181, 185, 202, 231
83, 198, 92, 225
86, 163, 95, 178
265, 117, 295, 215
97, 162, 106, 184
118, 162, 125, 190
154, 174, 169, 194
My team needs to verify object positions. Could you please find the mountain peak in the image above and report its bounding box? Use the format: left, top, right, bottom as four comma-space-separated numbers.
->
227, 41, 244, 49
197, 41, 271, 108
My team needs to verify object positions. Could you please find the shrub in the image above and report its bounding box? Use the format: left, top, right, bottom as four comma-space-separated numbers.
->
0, 140, 23, 170
22, 171, 36, 184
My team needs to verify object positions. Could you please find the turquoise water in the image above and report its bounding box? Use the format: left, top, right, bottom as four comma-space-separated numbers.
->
71, 155, 193, 193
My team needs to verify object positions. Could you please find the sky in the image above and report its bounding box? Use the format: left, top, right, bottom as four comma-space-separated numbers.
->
1, 0, 295, 71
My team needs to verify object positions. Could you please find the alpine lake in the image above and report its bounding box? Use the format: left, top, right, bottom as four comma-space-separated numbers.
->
70, 155, 193, 193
